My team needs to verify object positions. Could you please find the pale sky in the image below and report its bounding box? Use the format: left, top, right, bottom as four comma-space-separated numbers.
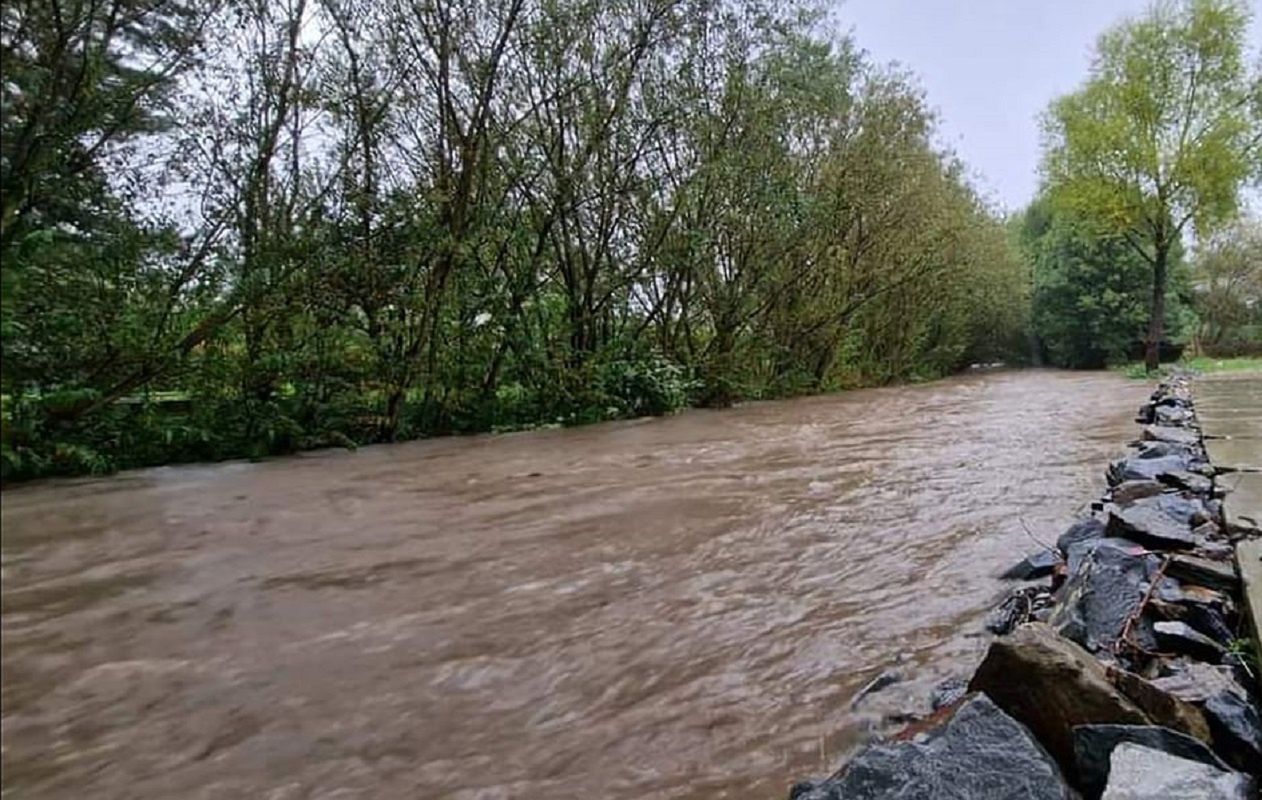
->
833, 0, 1262, 213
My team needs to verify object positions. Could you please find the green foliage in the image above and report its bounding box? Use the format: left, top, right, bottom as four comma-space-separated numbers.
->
1, 0, 1032, 481
1019, 198, 1195, 368
1192, 216, 1262, 355
1041, 0, 1262, 370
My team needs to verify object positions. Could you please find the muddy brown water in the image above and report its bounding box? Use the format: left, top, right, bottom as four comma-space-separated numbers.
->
1, 370, 1151, 800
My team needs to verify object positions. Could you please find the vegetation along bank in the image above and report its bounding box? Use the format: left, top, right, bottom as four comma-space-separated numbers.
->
4, 0, 1260, 480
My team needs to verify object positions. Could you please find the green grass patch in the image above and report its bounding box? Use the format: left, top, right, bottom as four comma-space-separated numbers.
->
1114, 355, 1262, 379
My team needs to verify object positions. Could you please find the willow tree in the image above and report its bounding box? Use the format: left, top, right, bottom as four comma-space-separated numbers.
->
1042, 0, 1262, 371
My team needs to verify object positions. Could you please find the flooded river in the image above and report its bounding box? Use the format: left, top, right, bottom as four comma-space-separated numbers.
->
1, 370, 1150, 799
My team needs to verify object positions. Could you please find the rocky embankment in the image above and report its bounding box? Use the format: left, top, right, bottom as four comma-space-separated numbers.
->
791, 375, 1262, 799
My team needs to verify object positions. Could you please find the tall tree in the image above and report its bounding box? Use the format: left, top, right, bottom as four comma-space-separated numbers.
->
1042, 0, 1262, 371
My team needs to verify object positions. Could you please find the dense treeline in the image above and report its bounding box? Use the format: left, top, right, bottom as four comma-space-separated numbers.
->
1, 0, 1029, 478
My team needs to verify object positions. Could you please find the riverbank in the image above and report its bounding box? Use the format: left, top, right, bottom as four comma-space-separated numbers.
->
791, 373, 1262, 798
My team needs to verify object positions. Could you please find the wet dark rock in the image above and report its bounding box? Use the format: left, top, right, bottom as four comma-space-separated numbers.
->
1058, 518, 1107, 555
930, 675, 969, 712
1106, 667, 1213, 745
1110, 480, 1168, 505
1072, 723, 1233, 799
1134, 440, 1197, 460
1105, 504, 1196, 550
1108, 454, 1192, 485
1151, 662, 1249, 705
1154, 405, 1194, 426
1142, 425, 1200, 446
1165, 554, 1239, 593
968, 623, 1149, 776
1147, 665, 1261, 771
788, 780, 819, 800
1050, 543, 1156, 653
850, 669, 902, 710
1148, 594, 1235, 646
1158, 470, 1213, 495
1099, 742, 1253, 799
789, 694, 1073, 800
1153, 620, 1227, 661
1168, 582, 1235, 642
1204, 691, 1262, 774
1064, 537, 1152, 579
1001, 549, 1061, 581
1140, 494, 1212, 527
1152, 579, 1233, 614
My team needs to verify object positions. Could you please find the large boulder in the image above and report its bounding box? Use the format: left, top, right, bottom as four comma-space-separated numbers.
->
1148, 585, 1235, 646
1100, 743, 1253, 799
1105, 504, 1196, 550
1110, 480, 1168, 505
1139, 493, 1212, 526
1109, 455, 1190, 485
1141, 425, 1200, 446
1150, 661, 1248, 705
1164, 554, 1239, 593
1147, 664, 1262, 775
968, 624, 1149, 777
1072, 724, 1233, 799
1152, 620, 1227, 661
1133, 440, 1197, 461
1154, 405, 1194, 427
1050, 543, 1157, 653
1203, 690, 1262, 775
1063, 537, 1152, 578
788, 693, 1072, 800
1157, 470, 1213, 495
1106, 667, 1213, 745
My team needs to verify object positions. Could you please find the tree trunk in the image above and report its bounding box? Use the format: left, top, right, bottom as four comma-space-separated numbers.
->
1144, 244, 1168, 373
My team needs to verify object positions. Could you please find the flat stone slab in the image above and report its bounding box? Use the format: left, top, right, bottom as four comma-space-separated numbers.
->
1197, 375, 1262, 537
1204, 438, 1262, 472
1196, 374, 1262, 444
1218, 471, 1262, 536
1100, 742, 1253, 799
1238, 539, 1262, 695
1199, 416, 1262, 441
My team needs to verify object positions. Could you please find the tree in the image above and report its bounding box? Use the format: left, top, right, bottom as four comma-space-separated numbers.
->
1193, 215, 1262, 354
0, 0, 206, 249
1, 0, 1035, 479
1042, 0, 1262, 371
1019, 197, 1194, 368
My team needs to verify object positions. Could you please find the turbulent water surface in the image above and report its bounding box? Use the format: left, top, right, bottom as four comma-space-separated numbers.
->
0, 370, 1151, 799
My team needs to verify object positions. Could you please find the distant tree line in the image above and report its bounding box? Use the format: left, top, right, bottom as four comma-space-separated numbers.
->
1, 0, 1031, 478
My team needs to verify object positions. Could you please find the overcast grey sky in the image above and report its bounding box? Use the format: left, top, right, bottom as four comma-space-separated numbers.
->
833, 0, 1262, 213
